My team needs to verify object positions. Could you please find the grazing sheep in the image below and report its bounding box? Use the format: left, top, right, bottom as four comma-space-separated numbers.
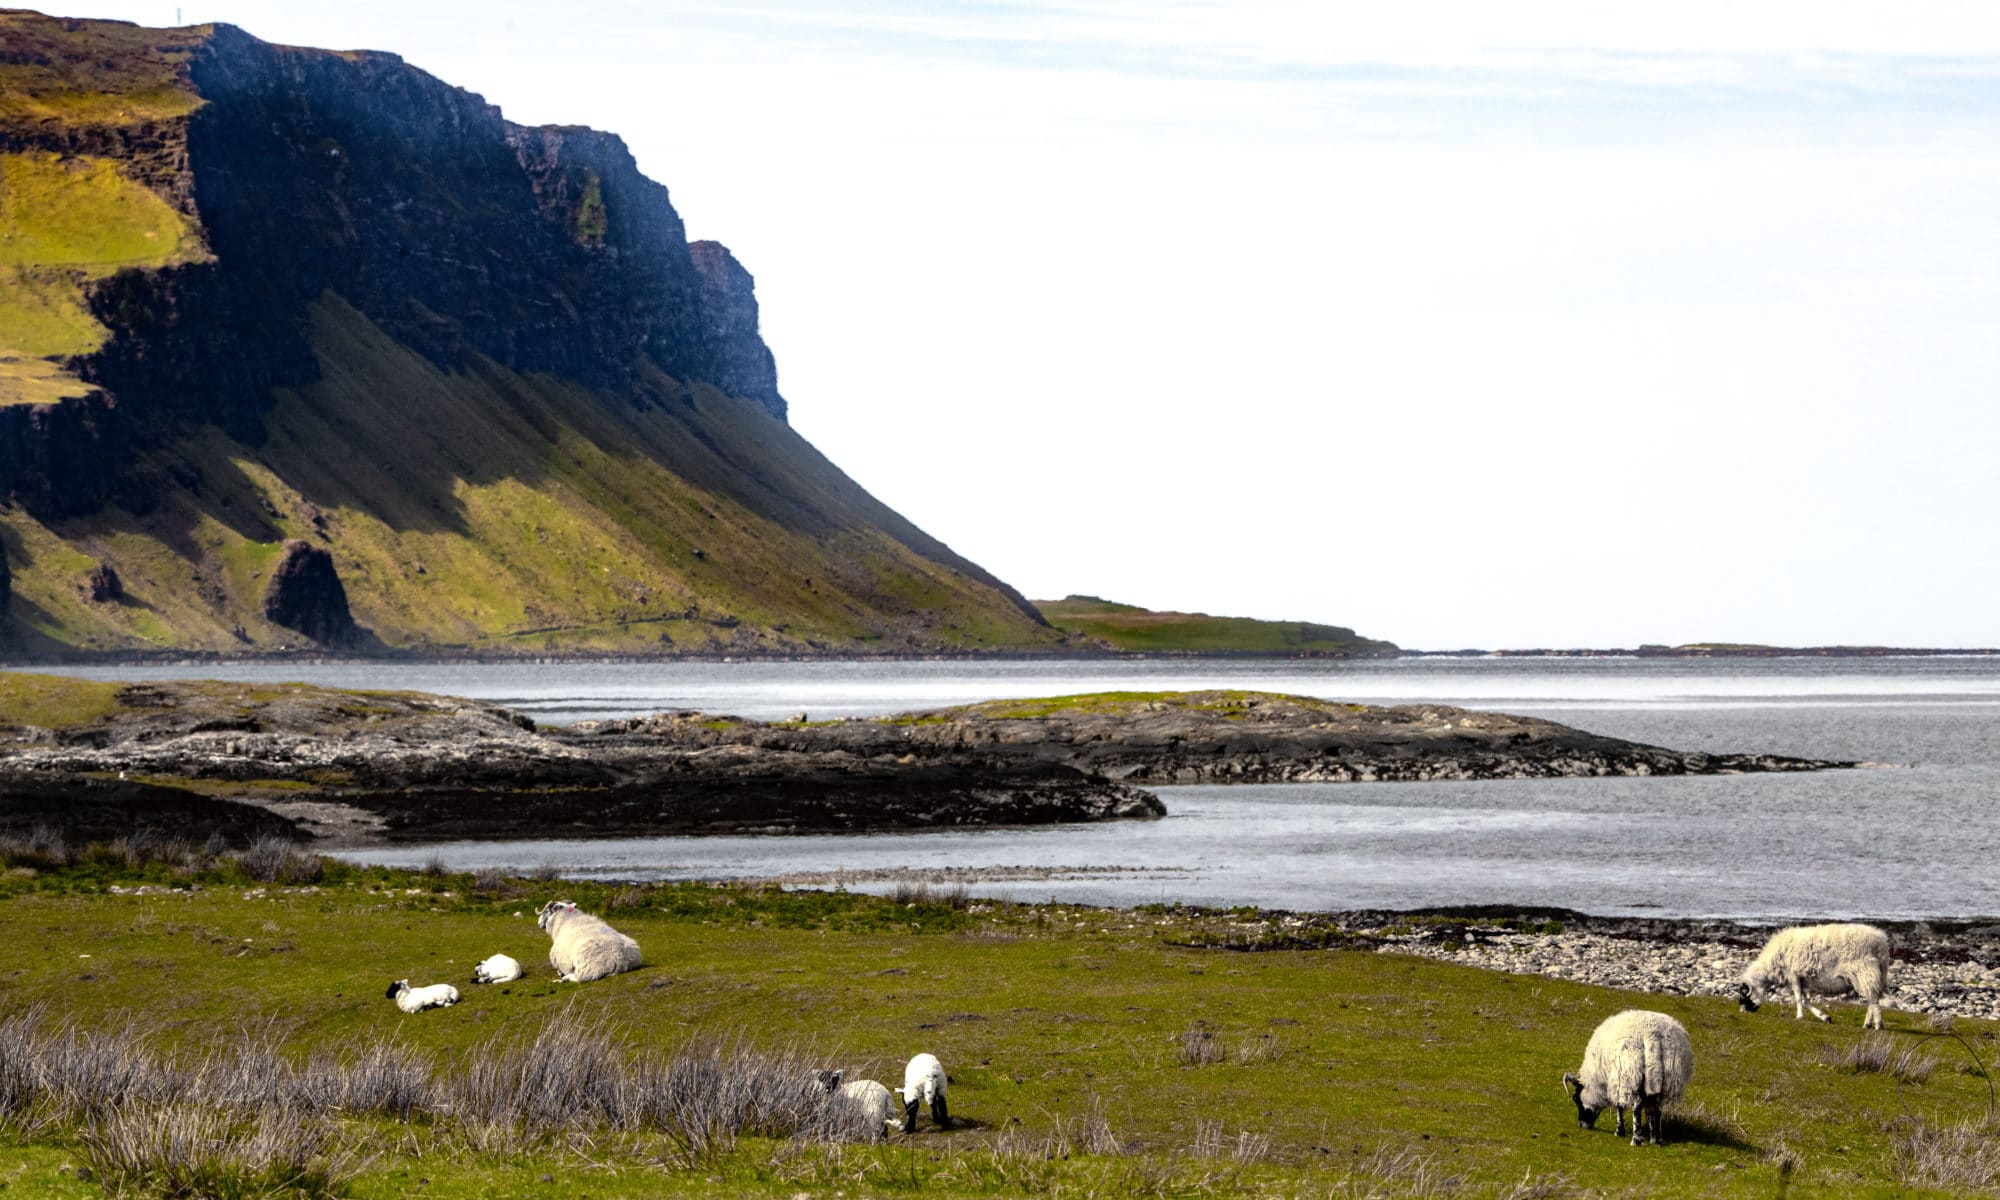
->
896, 1052, 949, 1133
385, 979, 460, 1014
536, 899, 641, 983
1737, 922, 1891, 1029
471, 953, 522, 984
816, 1070, 899, 1139
1563, 1010, 1694, 1147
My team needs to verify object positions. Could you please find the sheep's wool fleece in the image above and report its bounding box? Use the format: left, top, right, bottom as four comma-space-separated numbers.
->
1746, 923, 1891, 987
1578, 1011, 1693, 1108
834, 1080, 897, 1138
542, 907, 642, 982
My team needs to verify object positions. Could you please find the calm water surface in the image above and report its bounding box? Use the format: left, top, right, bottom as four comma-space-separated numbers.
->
38, 657, 2000, 919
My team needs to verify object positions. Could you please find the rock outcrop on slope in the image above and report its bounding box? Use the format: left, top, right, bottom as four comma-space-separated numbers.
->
0, 10, 1055, 657
261, 540, 358, 645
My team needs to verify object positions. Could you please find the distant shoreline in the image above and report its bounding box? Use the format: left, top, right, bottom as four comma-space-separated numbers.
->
4, 645, 1997, 668
1405, 645, 2000, 659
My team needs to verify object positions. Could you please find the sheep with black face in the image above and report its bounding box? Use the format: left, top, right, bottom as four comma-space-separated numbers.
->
1563, 1010, 1693, 1147
1737, 922, 1891, 1029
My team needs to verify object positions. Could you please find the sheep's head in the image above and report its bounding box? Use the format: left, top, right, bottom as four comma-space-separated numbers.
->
1562, 1073, 1603, 1129
385, 979, 409, 999
537, 900, 577, 932
1736, 980, 1764, 1013
815, 1069, 844, 1094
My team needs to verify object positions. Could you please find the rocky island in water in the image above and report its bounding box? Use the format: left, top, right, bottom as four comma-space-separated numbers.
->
0, 676, 1848, 845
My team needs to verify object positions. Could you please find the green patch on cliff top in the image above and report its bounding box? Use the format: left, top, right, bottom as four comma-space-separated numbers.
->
1035, 594, 1396, 656
0, 11, 207, 124
0, 151, 199, 397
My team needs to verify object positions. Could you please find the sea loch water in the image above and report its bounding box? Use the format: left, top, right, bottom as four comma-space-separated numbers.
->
41, 657, 2000, 919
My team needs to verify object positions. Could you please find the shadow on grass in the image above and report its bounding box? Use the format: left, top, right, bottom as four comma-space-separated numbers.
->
1670, 1112, 1756, 1152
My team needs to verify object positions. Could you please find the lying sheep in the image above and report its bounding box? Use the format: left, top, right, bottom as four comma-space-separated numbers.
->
1737, 922, 1891, 1029
897, 1052, 948, 1133
536, 899, 641, 983
385, 979, 460, 1014
472, 953, 522, 984
1563, 1010, 1693, 1146
816, 1070, 899, 1139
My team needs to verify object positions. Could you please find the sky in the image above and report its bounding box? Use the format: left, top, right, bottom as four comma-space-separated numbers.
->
51, 1, 2000, 648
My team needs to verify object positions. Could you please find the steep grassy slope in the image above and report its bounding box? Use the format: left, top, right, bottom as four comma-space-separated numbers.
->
1, 297, 1055, 654
1037, 594, 1395, 655
0, 11, 1057, 656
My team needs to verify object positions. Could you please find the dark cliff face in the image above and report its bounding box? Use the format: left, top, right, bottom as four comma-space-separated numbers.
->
0, 12, 1057, 655
11, 20, 792, 514
689, 241, 786, 421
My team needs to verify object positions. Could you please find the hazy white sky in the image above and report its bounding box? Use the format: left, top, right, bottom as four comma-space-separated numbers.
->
56, 2, 2000, 647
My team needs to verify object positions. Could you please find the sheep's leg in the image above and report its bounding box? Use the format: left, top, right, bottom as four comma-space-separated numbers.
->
1808, 1004, 1829, 1022
1865, 999, 1882, 1029
1789, 974, 1809, 1020
904, 1098, 920, 1134
1614, 1107, 1628, 1139
1645, 1098, 1664, 1145
932, 1094, 949, 1130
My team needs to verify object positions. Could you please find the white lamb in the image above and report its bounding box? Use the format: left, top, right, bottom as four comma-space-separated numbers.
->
471, 953, 522, 984
385, 979, 460, 1013
896, 1052, 949, 1133
1563, 1010, 1694, 1147
536, 899, 641, 983
1737, 922, 1891, 1029
816, 1070, 899, 1139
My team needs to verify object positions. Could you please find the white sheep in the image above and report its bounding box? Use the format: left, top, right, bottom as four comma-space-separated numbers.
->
536, 899, 641, 983
471, 953, 522, 984
816, 1070, 899, 1139
1563, 1010, 1694, 1147
896, 1052, 948, 1133
1737, 922, 1891, 1029
385, 979, 460, 1014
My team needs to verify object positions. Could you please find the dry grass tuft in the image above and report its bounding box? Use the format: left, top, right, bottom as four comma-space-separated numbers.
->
81, 1103, 361, 1200
1819, 1035, 1937, 1084
1176, 1027, 1223, 1068
891, 881, 971, 909
237, 834, 323, 884
1890, 1115, 2000, 1191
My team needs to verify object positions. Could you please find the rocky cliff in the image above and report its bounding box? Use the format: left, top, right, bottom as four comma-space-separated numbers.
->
0, 11, 1052, 655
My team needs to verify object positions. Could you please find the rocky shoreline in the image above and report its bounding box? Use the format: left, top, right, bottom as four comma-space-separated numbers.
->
1157, 905, 2000, 1022
0, 681, 1848, 844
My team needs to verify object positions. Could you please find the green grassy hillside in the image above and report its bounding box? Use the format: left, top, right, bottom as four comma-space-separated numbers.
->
1, 297, 1057, 655
0, 856, 1991, 1197
1036, 595, 1396, 656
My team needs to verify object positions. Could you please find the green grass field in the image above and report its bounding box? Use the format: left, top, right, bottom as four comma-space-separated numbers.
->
1036, 596, 1397, 656
0, 853, 1992, 1198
